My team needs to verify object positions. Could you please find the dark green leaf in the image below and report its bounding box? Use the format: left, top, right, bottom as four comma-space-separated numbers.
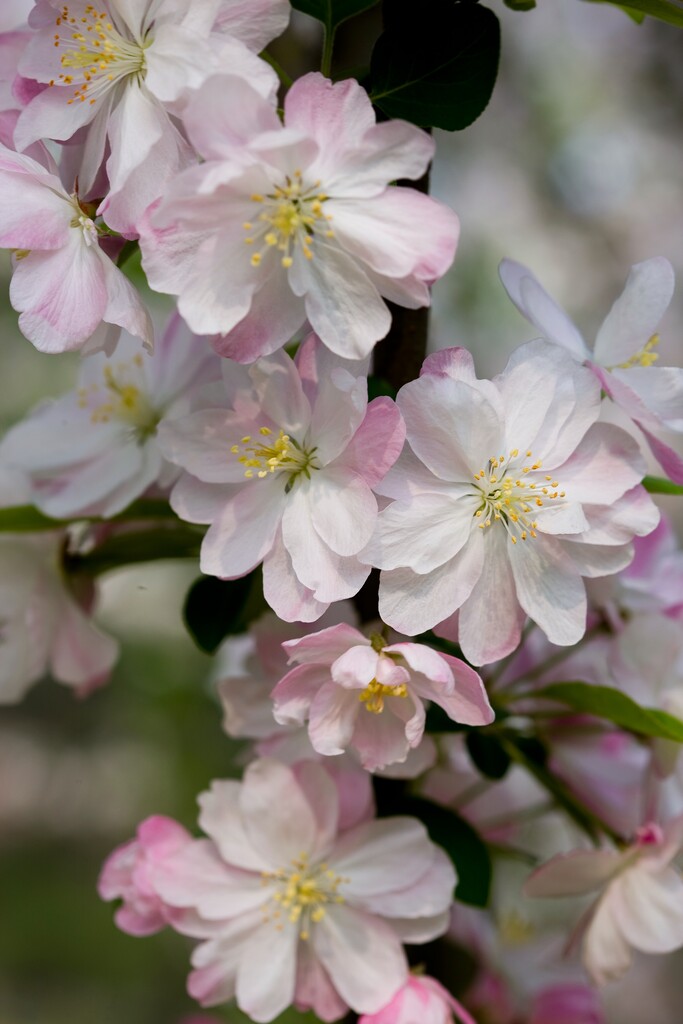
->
504, 0, 536, 9
291, 0, 379, 29
0, 499, 181, 533
183, 569, 267, 655
369, 4, 500, 130
78, 526, 203, 576
367, 374, 397, 401
405, 798, 492, 907
643, 475, 683, 495
583, 0, 683, 25
531, 682, 683, 743
466, 732, 511, 779
0, 505, 66, 532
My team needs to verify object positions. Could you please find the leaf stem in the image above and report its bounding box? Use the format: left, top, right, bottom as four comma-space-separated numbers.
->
321, 24, 335, 77
261, 50, 293, 89
643, 474, 683, 495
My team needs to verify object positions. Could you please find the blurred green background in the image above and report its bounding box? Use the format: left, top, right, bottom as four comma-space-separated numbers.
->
1, 2, 683, 1022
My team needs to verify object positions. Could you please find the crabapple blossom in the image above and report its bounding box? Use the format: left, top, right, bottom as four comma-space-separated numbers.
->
272, 622, 493, 772
15, 0, 287, 234
500, 257, 683, 482
159, 335, 405, 622
0, 141, 152, 353
145, 758, 456, 1022
0, 529, 119, 702
524, 817, 683, 985
139, 72, 459, 361
98, 814, 193, 936
2, 315, 220, 518
358, 974, 478, 1024
364, 342, 659, 665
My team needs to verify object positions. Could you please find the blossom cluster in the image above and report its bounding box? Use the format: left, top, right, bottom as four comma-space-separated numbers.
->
1, 2, 683, 1022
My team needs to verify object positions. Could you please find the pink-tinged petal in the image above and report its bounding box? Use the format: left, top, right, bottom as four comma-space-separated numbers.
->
215, 263, 307, 363
593, 257, 675, 366
310, 469, 377, 557
295, 938, 349, 1022
248, 350, 311, 437
272, 663, 330, 725
103, 81, 165, 193
158, 410, 258, 484
330, 762, 375, 831
351, 705, 413, 771
50, 597, 118, 691
398, 375, 504, 482
427, 654, 494, 727
602, 365, 683, 432
365, 265, 431, 309
283, 623, 368, 666
384, 643, 452, 685
636, 422, 683, 485
313, 905, 407, 1014
328, 120, 435, 196
560, 539, 635, 578
421, 347, 477, 382
387, 910, 450, 944
284, 74, 376, 178
291, 241, 391, 359
0, 154, 69, 250
198, 780, 271, 872
308, 680, 360, 755
379, 534, 485, 636
612, 865, 683, 954
341, 397, 405, 488
11, 232, 108, 352
330, 190, 458, 279
364, 493, 474, 573
99, 254, 154, 351
458, 527, 525, 666
170, 475, 240, 524
199, 478, 285, 578
183, 74, 282, 160
361, 847, 455, 919
534, 501, 588, 536
582, 888, 633, 985
152, 839, 267, 918
213, 0, 290, 50
331, 645, 379, 688
524, 849, 624, 898
240, 758, 321, 865
331, 818, 434, 897
557, 423, 646, 505
291, 761, 340, 856
578, 485, 659, 547
309, 367, 368, 467
529, 984, 604, 1024
188, 911, 263, 1006
509, 532, 586, 647
499, 259, 589, 361
14, 80, 95, 149
262, 528, 330, 622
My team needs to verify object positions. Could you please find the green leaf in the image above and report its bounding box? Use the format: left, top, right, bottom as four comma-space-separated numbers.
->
466, 732, 511, 780
78, 526, 203, 576
0, 505, 66, 532
531, 682, 683, 743
643, 475, 683, 495
183, 570, 267, 655
291, 0, 379, 30
404, 798, 492, 907
369, 4, 500, 130
504, 0, 537, 9
0, 499, 181, 533
583, 0, 683, 25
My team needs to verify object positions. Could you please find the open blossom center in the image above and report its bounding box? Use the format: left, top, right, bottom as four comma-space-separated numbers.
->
261, 853, 346, 940
231, 426, 320, 490
78, 356, 157, 434
358, 678, 409, 714
52, 4, 148, 106
614, 333, 660, 370
470, 448, 566, 544
244, 171, 333, 269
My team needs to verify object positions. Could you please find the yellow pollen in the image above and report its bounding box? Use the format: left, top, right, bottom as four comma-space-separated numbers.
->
617, 333, 660, 369
82, 358, 156, 434
471, 448, 567, 543
358, 679, 408, 714
261, 853, 346, 938
245, 170, 333, 269
231, 426, 320, 490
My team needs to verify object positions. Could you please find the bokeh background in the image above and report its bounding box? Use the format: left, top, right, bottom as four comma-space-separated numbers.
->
1, 1, 682, 1021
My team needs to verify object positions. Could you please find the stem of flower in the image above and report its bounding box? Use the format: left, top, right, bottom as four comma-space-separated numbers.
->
321, 25, 335, 77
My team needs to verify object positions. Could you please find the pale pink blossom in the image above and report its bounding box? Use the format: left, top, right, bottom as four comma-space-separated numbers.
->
524, 817, 683, 985
500, 257, 683, 482
0, 529, 118, 702
273, 623, 493, 772
140, 72, 459, 361
15, 0, 287, 234
148, 758, 456, 1021
358, 974, 478, 1024
3, 315, 220, 518
0, 142, 152, 353
364, 342, 659, 665
98, 814, 193, 936
529, 984, 604, 1024
159, 335, 405, 622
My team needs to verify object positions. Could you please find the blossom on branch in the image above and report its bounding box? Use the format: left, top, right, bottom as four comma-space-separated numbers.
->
139, 72, 459, 361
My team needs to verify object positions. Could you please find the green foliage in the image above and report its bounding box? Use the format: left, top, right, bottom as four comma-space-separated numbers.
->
466, 731, 511, 779
291, 0, 379, 29
643, 475, 683, 495
369, 3, 500, 130
504, 0, 537, 9
0, 499, 180, 533
532, 682, 683, 743
183, 569, 267, 654
405, 797, 492, 907
584, 0, 683, 25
